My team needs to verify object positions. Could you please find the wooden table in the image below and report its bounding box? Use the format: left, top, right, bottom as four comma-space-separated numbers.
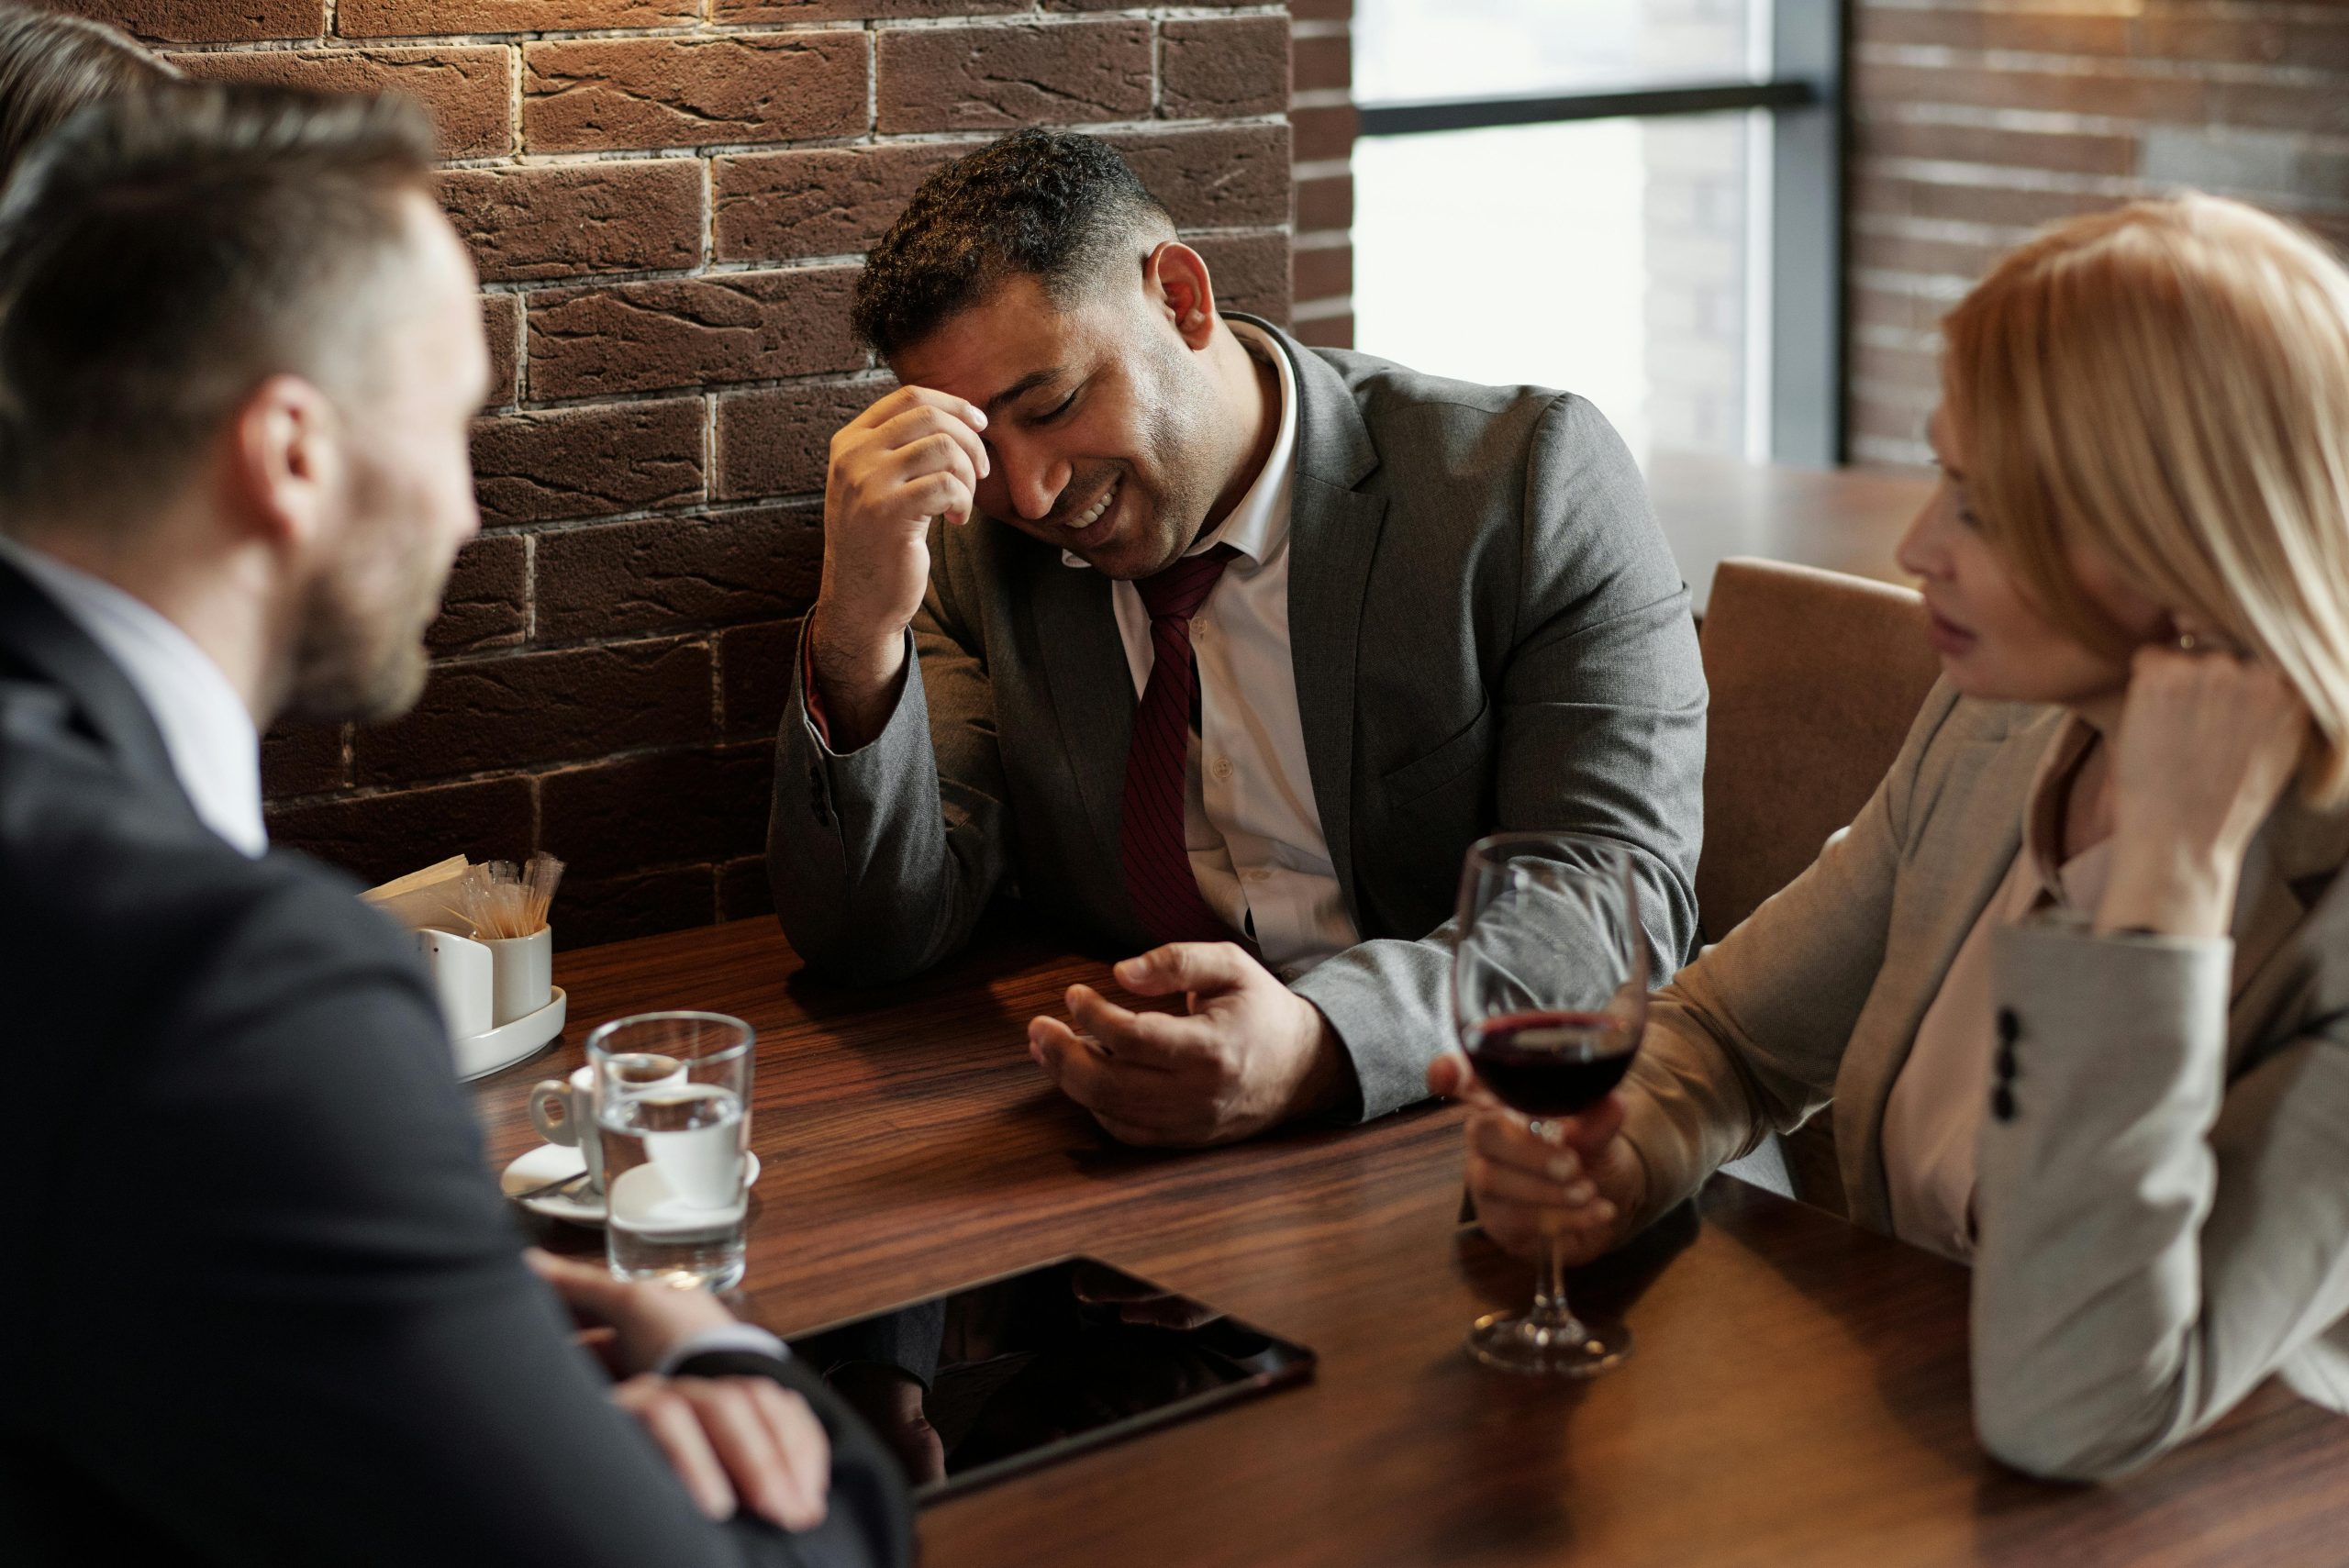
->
1646, 452, 1934, 617
472, 918, 2349, 1567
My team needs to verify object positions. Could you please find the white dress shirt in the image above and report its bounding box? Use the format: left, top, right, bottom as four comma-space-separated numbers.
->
0, 535, 268, 858
1068, 319, 1359, 978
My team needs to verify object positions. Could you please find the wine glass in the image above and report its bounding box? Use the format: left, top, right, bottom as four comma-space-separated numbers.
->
1453, 830, 1649, 1376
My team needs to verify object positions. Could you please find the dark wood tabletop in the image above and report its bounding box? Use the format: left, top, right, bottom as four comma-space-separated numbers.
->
1646, 452, 1934, 617
470, 917, 2349, 1567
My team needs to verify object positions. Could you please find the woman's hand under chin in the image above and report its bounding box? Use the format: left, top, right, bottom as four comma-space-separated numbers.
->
2097, 640, 2310, 939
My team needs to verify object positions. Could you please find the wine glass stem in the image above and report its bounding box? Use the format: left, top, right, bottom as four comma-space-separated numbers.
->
1531, 1232, 1586, 1338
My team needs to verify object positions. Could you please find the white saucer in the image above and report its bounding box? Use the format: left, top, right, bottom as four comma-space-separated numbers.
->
457, 987, 566, 1081
500, 1140, 762, 1228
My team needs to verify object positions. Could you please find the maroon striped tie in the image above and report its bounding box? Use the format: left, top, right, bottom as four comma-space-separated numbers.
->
1120, 545, 1239, 946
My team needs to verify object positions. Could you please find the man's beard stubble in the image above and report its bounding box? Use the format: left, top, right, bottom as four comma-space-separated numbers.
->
281, 462, 450, 725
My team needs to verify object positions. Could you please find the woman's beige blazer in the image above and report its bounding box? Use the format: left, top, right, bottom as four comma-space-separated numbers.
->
1623, 681, 2349, 1479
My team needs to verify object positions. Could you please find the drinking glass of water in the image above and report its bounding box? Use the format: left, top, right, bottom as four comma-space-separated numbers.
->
590, 1011, 754, 1291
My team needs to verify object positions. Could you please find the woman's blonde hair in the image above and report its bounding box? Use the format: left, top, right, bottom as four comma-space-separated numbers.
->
1943, 193, 2349, 803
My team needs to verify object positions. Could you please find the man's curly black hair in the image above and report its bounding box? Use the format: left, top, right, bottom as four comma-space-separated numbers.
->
851, 128, 1174, 360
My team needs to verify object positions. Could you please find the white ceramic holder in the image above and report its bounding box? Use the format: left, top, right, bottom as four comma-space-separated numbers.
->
418, 925, 565, 1079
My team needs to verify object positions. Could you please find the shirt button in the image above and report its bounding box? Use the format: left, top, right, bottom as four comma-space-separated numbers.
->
1996, 1008, 2021, 1046
1210, 756, 1235, 783
1243, 867, 1270, 884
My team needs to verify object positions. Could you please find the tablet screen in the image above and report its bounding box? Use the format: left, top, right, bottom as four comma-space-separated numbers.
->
785, 1256, 1315, 1501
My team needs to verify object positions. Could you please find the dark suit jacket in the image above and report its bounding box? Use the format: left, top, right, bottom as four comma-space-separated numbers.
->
766, 321, 1708, 1119
0, 555, 911, 1566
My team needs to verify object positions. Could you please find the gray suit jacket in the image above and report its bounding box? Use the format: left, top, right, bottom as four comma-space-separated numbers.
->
768, 320, 1707, 1120
1625, 681, 2349, 1479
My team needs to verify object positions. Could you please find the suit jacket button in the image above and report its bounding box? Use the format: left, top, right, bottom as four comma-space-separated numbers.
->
1996, 1007, 2021, 1047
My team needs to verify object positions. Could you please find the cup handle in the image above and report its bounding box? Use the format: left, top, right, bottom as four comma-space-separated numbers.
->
529, 1081, 581, 1148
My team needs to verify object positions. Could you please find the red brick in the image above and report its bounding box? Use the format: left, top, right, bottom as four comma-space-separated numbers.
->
714, 143, 960, 263
1853, 170, 2108, 237
1854, 116, 2138, 180
523, 34, 868, 154
340, 0, 693, 38
1289, 239, 1348, 308
1160, 17, 1289, 122
716, 854, 774, 922
716, 617, 801, 740
536, 502, 825, 640
716, 0, 1021, 20
1295, 171, 1351, 233
1193, 230, 1289, 324
429, 532, 529, 653
170, 46, 516, 160
472, 400, 707, 528
1849, 58, 2205, 127
261, 721, 348, 799
481, 294, 520, 407
1108, 124, 1292, 228
555, 864, 717, 950
1860, 7, 2129, 56
269, 775, 534, 887
1286, 0, 1350, 18
355, 638, 713, 786
2142, 15, 2349, 73
526, 266, 864, 400
1291, 102, 1356, 163
441, 161, 704, 284
50, 0, 321, 43
1290, 312, 1353, 350
1852, 338, 1946, 398
876, 20, 1152, 135
1293, 31, 1349, 95
715, 378, 896, 500
540, 746, 772, 877
1852, 225, 2005, 284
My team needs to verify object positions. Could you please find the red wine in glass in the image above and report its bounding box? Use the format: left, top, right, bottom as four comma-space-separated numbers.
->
1465, 1009, 1638, 1118
1452, 830, 1649, 1377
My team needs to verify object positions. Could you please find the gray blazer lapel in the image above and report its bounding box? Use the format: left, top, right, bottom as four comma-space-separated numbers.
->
1020, 545, 1135, 881
1835, 711, 2053, 1232
1263, 320, 1387, 918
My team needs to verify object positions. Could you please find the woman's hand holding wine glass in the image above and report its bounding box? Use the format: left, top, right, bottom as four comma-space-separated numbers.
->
1427, 1052, 1645, 1268
1444, 831, 1653, 1375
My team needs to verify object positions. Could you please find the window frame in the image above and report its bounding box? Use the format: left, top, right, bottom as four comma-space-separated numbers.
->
1352, 5, 1846, 466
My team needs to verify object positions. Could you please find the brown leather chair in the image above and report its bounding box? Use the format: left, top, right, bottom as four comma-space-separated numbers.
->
1697, 557, 1944, 1211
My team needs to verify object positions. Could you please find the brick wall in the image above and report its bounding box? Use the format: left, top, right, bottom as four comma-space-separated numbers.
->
1289, 0, 1349, 345
1848, 0, 2349, 468
55, 0, 1296, 947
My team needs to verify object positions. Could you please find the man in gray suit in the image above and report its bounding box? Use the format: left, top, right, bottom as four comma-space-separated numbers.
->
768, 129, 1704, 1146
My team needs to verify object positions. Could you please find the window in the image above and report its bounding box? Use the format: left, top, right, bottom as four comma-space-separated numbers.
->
1351, 1, 1842, 466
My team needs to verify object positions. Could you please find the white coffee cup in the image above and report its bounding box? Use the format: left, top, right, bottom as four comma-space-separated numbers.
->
529, 1066, 604, 1191
485, 926, 552, 1028
530, 1053, 685, 1193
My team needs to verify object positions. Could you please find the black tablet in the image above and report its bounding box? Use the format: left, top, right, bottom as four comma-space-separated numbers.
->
784, 1255, 1316, 1502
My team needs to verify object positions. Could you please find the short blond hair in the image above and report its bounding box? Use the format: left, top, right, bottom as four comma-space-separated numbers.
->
1943, 194, 2349, 803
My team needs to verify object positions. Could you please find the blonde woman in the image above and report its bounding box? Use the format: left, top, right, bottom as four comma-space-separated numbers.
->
1437, 194, 2349, 1480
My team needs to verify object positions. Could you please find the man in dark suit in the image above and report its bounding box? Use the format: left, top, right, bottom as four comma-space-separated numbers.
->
0, 85, 908, 1565
767, 131, 1707, 1147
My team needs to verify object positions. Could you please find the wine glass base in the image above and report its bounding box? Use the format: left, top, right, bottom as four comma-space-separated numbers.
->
1466, 1309, 1631, 1377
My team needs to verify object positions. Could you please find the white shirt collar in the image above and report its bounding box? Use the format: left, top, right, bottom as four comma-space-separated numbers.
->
0, 535, 268, 858
1062, 317, 1299, 572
